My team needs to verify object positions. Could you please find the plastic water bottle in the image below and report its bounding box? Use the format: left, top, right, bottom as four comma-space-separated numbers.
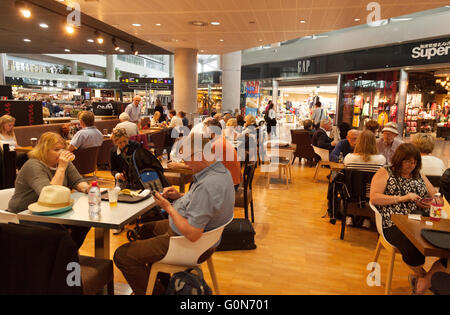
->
161, 149, 168, 167
338, 152, 344, 163
88, 181, 101, 217
430, 193, 444, 221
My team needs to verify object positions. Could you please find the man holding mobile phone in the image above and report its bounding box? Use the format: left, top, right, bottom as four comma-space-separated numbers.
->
114, 133, 235, 295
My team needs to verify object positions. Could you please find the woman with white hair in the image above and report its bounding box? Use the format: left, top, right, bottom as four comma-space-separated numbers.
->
115, 112, 139, 137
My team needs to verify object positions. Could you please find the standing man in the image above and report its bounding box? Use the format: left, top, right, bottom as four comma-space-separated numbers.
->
311, 101, 326, 130
376, 122, 403, 165
125, 96, 142, 124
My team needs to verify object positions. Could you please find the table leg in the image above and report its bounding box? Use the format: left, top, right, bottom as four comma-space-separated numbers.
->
95, 227, 110, 259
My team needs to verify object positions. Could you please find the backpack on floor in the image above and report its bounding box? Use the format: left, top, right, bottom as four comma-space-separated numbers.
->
216, 218, 256, 251
165, 267, 212, 295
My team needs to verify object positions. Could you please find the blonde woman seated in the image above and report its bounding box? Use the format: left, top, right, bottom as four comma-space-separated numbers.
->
0, 114, 18, 150
343, 130, 386, 228
7, 132, 91, 249
223, 118, 238, 142
344, 130, 386, 172
411, 133, 446, 176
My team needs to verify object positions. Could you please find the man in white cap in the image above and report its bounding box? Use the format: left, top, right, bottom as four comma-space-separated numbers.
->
376, 122, 403, 164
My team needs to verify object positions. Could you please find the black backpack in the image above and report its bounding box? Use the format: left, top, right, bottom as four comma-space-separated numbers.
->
165, 267, 212, 295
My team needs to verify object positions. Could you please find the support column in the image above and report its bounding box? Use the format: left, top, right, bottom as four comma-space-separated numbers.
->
106, 55, 117, 81
0, 53, 7, 85
71, 60, 78, 75
221, 51, 241, 113
174, 48, 198, 122
397, 69, 408, 137
272, 80, 279, 111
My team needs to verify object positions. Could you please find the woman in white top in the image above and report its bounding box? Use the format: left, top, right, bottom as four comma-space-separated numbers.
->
343, 130, 386, 228
0, 114, 18, 150
223, 118, 238, 142
344, 130, 386, 172
411, 133, 446, 176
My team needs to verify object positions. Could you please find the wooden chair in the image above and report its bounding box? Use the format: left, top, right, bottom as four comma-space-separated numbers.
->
290, 130, 316, 166
235, 162, 257, 222
146, 218, 232, 295
369, 201, 400, 295
337, 169, 376, 240
1, 144, 17, 189
312, 145, 333, 182
72, 146, 100, 178
97, 139, 114, 170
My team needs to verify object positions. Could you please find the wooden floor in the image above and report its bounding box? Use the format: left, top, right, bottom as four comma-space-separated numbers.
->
79, 139, 450, 295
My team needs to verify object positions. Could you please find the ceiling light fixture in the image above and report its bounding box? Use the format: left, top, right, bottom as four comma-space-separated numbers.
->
300, 20, 306, 23
354, 18, 361, 22
64, 49, 71, 52
15, 1, 31, 18
87, 39, 94, 43
132, 23, 141, 27
65, 24, 75, 34
94, 30, 104, 44
112, 38, 120, 51
155, 23, 161, 26
23, 38, 31, 42
131, 43, 138, 55
39, 23, 48, 28
191, 21, 207, 26
210, 21, 220, 25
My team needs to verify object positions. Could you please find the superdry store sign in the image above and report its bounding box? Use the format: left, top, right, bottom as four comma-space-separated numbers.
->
411, 40, 450, 60
241, 36, 450, 80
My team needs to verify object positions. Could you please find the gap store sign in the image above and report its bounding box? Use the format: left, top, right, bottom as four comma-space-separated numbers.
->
241, 36, 450, 80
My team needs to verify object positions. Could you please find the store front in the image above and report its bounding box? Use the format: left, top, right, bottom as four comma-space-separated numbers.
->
197, 71, 222, 115
242, 35, 450, 137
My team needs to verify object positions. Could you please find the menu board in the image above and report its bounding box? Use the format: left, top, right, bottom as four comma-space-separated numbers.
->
92, 102, 126, 116
0, 100, 43, 126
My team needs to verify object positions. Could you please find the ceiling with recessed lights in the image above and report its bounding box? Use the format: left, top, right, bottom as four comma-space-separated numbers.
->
0, 0, 449, 55
0, 0, 170, 54
75, 0, 450, 54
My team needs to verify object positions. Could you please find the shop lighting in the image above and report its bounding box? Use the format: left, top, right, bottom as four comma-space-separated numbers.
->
131, 43, 138, 55
94, 30, 104, 44
16, 1, 31, 18
65, 24, 75, 34
112, 38, 120, 51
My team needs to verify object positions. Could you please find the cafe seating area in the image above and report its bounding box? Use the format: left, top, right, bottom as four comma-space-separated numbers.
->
1, 114, 449, 295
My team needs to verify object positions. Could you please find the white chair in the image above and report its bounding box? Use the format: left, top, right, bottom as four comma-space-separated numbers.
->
0, 188, 18, 224
369, 201, 399, 295
312, 145, 333, 182
146, 218, 233, 295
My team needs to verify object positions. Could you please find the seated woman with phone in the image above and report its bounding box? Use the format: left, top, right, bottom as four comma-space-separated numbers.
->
370, 143, 438, 294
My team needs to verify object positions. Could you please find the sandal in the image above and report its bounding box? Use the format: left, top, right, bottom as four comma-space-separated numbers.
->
408, 275, 418, 295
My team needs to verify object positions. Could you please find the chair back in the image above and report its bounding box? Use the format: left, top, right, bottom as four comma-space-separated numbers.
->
426, 175, 441, 189
159, 217, 233, 267
0, 188, 18, 224
97, 139, 114, 168
369, 201, 395, 248
291, 130, 315, 158
129, 134, 149, 150
243, 161, 257, 191
72, 146, 100, 175
1, 144, 17, 189
0, 188, 15, 211
312, 145, 329, 162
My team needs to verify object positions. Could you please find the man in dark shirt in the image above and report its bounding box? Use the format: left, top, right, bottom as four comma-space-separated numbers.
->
312, 119, 337, 152
330, 129, 360, 162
